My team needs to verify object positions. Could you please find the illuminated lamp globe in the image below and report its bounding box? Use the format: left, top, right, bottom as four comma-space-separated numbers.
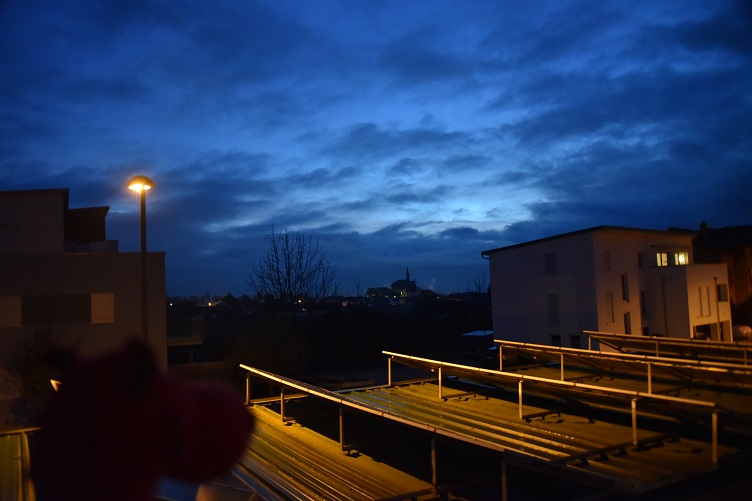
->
128, 175, 154, 193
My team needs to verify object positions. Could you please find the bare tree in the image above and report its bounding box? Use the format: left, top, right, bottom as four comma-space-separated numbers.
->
471, 272, 488, 295
247, 227, 340, 308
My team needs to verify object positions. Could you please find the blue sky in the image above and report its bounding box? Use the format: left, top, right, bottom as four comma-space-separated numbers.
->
2, 0, 750, 296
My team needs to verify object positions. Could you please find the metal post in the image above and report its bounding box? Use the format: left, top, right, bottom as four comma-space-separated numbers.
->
245, 372, 250, 405
140, 190, 149, 344
499, 345, 503, 371
339, 407, 345, 453
631, 399, 638, 446
518, 380, 524, 419
560, 353, 565, 381
431, 436, 437, 487
388, 356, 392, 386
438, 366, 443, 399
280, 386, 286, 422
501, 453, 508, 501
712, 411, 718, 464
647, 362, 652, 394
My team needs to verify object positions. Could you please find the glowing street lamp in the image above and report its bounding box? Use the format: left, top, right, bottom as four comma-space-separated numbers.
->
128, 175, 153, 253
128, 175, 154, 342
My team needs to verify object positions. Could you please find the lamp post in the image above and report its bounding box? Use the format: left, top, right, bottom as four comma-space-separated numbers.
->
128, 175, 154, 343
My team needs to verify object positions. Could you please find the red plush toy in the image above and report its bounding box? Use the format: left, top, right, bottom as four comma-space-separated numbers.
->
33, 341, 254, 501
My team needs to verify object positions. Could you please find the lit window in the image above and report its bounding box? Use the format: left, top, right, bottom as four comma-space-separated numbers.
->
674, 252, 688, 265
656, 252, 668, 267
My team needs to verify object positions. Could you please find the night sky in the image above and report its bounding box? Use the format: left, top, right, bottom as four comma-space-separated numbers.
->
2, 1, 750, 296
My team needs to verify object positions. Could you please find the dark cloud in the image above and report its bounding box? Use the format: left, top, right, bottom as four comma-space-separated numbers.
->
1, 0, 748, 295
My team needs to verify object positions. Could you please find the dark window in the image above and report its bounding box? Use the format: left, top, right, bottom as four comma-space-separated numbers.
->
22, 294, 90, 325
544, 253, 557, 275
640, 290, 648, 318
717, 283, 729, 302
637, 252, 644, 269
551, 335, 561, 347
621, 274, 630, 302
547, 294, 559, 327
624, 311, 632, 334
570, 335, 581, 349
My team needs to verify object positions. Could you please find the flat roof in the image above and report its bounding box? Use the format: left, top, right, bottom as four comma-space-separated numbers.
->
481, 225, 697, 256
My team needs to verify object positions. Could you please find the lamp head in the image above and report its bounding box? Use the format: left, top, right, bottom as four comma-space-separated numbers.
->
128, 175, 154, 193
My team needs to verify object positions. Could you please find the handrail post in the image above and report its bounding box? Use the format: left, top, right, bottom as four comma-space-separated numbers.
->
339, 407, 345, 453
388, 356, 393, 386
712, 411, 718, 464
499, 345, 503, 371
560, 353, 565, 381
438, 366, 443, 399
431, 435, 438, 487
280, 385, 286, 422
501, 452, 508, 501
245, 371, 250, 405
518, 380, 524, 419
631, 398, 638, 446
647, 362, 652, 394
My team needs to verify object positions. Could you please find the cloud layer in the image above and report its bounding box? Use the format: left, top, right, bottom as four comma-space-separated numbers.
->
2, 0, 750, 295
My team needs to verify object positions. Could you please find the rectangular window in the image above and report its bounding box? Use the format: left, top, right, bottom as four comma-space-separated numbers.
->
717, 283, 729, 302
637, 252, 644, 269
624, 311, 632, 334
22, 294, 90, 325
0, 296, 22, 328
640, 290, 648, 318
570, 335, 581, 349
544, 253, 557, 275
621, 274, 630, 302
91, 293, 115, 323
0, 224, 19, 253
642, 327, 650, 336
603, 250, 611, 271
698, 287, 712, 317
550, 334, 561, 347
656, 252, 668, 267
674, 251, 688, 266
547, 294, 559, 327
606, 291, 615, 323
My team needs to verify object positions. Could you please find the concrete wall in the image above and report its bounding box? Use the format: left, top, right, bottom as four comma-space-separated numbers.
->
0, 252, 167, 366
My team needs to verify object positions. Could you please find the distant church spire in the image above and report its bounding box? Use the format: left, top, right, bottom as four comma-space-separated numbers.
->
406, 266, 410, 282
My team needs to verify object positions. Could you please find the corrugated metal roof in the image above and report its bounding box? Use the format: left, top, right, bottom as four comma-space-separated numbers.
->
241, 350, 749, 496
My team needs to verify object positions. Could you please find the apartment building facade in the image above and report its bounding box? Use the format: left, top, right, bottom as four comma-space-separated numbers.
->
482, 226, 732, 347
0, 188, 167, 367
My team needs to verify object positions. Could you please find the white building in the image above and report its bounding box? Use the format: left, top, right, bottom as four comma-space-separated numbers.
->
481, 226, 732, 347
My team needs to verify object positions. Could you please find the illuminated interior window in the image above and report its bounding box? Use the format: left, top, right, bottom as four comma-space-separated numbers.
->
674, 252, 688, 265
656, 252, 668, 267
